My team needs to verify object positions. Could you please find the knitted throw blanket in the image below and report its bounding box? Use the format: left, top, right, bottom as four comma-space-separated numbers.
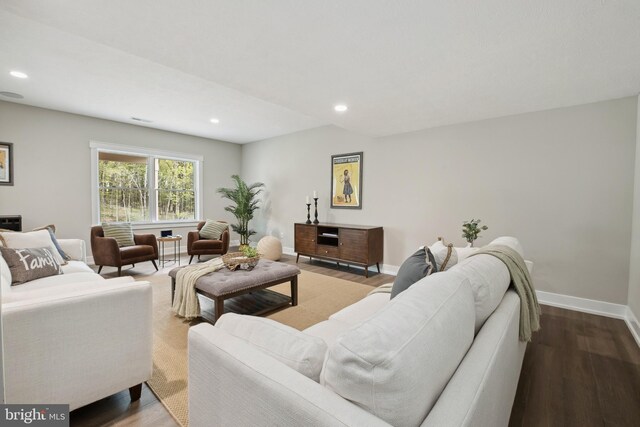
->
469, 245, 541, 341
172, 257, 225, 319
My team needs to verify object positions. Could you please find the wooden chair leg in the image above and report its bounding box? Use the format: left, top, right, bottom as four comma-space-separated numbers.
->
97, 265, 103, 274
129, 383, 142, 402
189, 255, 194, 264
117, 266, 122, 276
151, 259, 158, 271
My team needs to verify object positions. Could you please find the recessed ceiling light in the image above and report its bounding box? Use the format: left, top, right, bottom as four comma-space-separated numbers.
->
9, 70, 28, 79
210, 118, 220, 124
334, 104, 348, 112
0, 91, 24, 99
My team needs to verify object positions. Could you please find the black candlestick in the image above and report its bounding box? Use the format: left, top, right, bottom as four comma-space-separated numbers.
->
313, 197, 319, 224
305, 203, 312, 224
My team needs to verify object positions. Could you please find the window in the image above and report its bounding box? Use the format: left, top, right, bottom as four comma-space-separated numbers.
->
91, 141, 202, 225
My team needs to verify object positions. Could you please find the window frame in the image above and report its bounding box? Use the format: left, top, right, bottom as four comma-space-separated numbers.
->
90, 140, 203, 228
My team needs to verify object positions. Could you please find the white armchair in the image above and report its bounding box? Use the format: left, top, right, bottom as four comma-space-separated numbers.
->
1, 238, 153, 410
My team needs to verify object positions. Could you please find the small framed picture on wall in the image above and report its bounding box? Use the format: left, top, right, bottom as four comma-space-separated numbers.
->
330, 152, 363, 209
0, 142, 13, 186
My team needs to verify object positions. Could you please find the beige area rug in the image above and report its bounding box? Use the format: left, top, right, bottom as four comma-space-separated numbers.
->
138, 267, 375, 426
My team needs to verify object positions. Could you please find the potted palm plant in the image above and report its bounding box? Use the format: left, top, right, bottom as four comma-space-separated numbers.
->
217, 175, 265, 248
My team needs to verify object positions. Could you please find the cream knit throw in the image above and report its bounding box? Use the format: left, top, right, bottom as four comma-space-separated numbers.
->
469, 245, 541, 341
172, 257, 225, 319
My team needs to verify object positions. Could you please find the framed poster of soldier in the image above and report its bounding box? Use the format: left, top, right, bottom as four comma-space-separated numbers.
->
331, 152, 362, 209
0, 142, 13, 186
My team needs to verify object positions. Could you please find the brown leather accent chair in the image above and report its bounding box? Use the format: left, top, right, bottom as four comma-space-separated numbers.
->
187, 221, 230, 264
91, 226, 159, 276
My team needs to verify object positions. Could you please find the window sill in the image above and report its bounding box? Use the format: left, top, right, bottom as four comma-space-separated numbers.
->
130, 221, 202, 231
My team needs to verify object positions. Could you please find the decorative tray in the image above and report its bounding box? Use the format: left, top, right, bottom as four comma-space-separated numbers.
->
222, 252, 260, 271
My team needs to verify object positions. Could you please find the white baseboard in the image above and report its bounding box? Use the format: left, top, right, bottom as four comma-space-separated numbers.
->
625, 306, 640, 348
536, 290, 640, 348
536, 290, 629, 319
282, 246, 399, 276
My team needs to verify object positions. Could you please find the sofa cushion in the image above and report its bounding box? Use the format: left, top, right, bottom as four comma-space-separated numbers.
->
61, 261, 95, 275
390, 247, 435, 299
1, 253, 12, 294
3, 276, 131, 303
0, 247, 63, 285
329, 292, 390, 326
304, 318, 354, 348
450, 256, 510, 333
322, 273, 475, 427
456, 244, 479, 261
489, 236, 524, 258
0, 229, 66, 265
102, 222, 135, 247
449, 236, 526, 333
216, 313, 327, 382
199, 220, 228, 240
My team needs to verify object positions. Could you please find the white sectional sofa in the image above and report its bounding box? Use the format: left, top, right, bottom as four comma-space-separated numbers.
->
0, 238, 153, 410
188, 236, 531, 427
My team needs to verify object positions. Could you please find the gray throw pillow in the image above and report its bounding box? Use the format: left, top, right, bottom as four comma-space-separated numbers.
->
390, 247, 436, 299
0, 247, 63, 285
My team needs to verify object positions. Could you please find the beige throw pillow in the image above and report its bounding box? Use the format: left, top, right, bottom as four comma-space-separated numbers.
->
102, 222, 135, 247
0, 229, 66, 265
199, 220, 228, 240
429, 239, 458, 271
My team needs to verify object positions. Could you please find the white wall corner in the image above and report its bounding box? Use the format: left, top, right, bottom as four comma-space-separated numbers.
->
626, 306, 640, 348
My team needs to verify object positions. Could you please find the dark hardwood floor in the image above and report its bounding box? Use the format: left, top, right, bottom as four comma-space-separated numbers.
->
73, 253, 640, 426
509, 305, 640, 427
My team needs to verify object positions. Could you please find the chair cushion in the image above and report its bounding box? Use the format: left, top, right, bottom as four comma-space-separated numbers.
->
102, 222, 135, 247
321, 273, 475, 427
119, 245, 155, 260
193, 240, 223, 250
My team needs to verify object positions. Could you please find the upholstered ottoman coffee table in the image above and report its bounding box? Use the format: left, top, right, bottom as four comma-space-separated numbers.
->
169, 259, 300, 323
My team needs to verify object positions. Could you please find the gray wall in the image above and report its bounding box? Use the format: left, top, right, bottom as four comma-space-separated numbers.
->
629, 95, 640, 318
0, 101, 242, 252
242, 97, 638, 305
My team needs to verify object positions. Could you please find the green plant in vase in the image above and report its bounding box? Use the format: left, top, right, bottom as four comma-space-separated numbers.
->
462, 219, 488, 247
217, 175, 265, 249
241, 246, 259, 258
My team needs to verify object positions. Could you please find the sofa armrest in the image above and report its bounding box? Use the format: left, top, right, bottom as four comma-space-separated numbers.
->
135, 233, 158, 256
188, 324, 391, 427
2, 280, 153, 410
221, 229, 230, 253
57, 238, 87, 262
91, 236, 121, 266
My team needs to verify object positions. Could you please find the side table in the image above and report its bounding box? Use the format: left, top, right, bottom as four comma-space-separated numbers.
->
158, 235, 182, 268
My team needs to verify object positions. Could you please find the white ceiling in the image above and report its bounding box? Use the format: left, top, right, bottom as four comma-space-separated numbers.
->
1, 1, 639, 144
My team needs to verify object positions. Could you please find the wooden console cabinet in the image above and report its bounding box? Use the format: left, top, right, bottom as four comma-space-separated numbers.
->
294, 223, 383, 277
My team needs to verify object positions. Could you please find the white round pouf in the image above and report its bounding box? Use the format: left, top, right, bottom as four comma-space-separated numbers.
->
257, 236, 283, 261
